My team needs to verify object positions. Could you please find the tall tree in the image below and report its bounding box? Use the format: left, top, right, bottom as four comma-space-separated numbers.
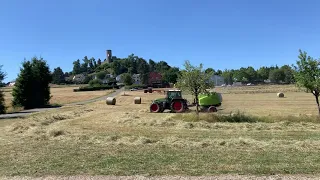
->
149, 59, 156, 72
269, 69, 285, 83
89, 57, 96, 72
81, 56, 89, 73
137, 58, 150, 84
156, 61, 170, 73
163, 67, 180, 83
12, 57, 52, 109
176, 60, 214, 115
97, 58, 102, 66
257, 66, 270, 81
245, 66, 257, 82
52, 67, 65, 84
0, 65, 6, 114
222, 69, 234, 85
293, 50, 320, 116
281, 65, 295, 84
205, 68, 215, 74
215, 70, 223, 76
72, 59, 81, 75
121, 73, 133, 85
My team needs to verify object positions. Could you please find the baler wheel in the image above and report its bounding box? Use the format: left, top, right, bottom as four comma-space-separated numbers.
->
208, 106, 217, 113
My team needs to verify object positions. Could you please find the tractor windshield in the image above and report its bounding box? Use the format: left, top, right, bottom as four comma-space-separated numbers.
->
167, 91, 182, 99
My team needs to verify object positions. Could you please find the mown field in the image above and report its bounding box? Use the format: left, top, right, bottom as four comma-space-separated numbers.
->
1, 85, 113, 112
1, 84, 320, 178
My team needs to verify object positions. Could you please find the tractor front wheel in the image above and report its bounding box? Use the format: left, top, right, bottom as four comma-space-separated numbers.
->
170, 100, 185, 113
150, 103, 162, 113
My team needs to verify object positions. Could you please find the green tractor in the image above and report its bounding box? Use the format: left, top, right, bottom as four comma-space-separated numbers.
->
149, 90, 222, 113
149, 90, 188, 113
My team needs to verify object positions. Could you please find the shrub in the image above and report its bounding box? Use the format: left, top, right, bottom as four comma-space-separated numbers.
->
74, 84, 118, 92
0, 90, 5, 114
89, 79, 103, 86
125, 84, 148, 90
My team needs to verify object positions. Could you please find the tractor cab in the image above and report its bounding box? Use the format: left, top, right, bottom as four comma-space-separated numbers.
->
166, 90, 182, 100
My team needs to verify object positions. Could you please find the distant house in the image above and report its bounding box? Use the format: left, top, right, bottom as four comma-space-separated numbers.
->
132, 74, 141, 84
211, 75, 225, 86
116, 75, 123, 83
8, 81, 16, 87
94, 73, 114, 84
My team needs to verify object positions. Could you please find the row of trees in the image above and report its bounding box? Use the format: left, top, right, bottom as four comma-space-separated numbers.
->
207, 65, 295, 85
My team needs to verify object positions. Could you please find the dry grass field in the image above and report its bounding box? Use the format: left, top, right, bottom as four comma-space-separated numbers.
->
1, 84, 320, 178
1, 86, 113, 112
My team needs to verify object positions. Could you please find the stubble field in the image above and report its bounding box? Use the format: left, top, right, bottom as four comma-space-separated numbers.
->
1, 84, 320, 179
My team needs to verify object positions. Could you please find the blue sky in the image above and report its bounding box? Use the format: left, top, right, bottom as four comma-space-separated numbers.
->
0, 0, 319, 81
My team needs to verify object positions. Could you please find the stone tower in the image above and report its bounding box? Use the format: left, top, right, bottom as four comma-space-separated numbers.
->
106, 50, 112, 63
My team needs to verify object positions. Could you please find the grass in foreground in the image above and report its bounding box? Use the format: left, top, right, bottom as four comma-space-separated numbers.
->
1, 87, 320, 177
1, 104, 320, 176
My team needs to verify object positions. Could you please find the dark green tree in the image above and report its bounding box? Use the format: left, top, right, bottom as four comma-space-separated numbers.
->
12, 57, 52, 109
52, 67, 65, 84
205, 68, 215, 74
269, 69, 285, 83
137, 58, 150, 84
214, 69, 223, 76
72, 59, 81, 75
149, 59, 156, 72
163, 67, 180, 83
97, 58, 102, 66
281, 65, 295, 84
0, 65, 6, 114
81, 56, 89, 73
121, 73, 133, 85
89, 57, 96, 72
222, 69, 234, 85
156, 61, 170, 73
293, 49, 320, 115
257, 66, 270, 81
245, 66, 257, 82
96, 71, 107, 80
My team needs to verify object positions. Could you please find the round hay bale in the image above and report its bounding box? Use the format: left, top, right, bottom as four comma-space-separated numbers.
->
144, 89, 148, 93
277, 92, 284, 98
134, 97, 141, 104
106, 97, 116, 105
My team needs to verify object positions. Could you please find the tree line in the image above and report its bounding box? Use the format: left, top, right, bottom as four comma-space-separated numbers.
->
52, 54, 180, 85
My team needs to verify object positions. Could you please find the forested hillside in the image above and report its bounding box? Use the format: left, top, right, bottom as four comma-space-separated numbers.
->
51, 53, 295, 86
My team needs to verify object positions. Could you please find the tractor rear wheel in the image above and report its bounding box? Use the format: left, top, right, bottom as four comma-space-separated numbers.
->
208, 106, 217, 113
150, 103, 162, 113
170, 100, 185, 113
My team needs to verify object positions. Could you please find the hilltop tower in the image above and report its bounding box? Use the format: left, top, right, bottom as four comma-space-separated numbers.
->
106, 50, 112, 63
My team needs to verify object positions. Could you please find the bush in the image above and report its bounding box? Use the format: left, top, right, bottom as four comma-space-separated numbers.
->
89, 79, 102, 86
0, 90, 5, 114
125, 84, 147, 90
74, 84, 119, 92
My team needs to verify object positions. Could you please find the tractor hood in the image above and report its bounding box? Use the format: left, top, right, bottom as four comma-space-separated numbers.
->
152, 98, 167, 103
